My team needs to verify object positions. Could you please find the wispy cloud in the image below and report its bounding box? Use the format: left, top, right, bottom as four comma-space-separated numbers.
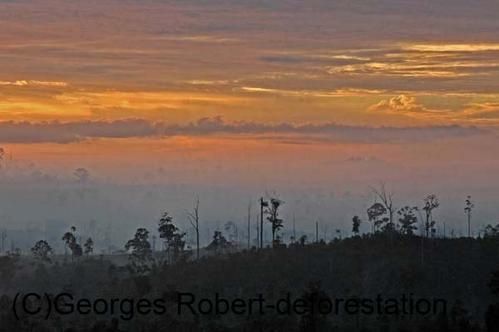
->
326, 43, 499, 79
0, 80, 68, 87
184, 80, 232, 86
368, 95, 499, 124
402, 43, 499, 52
239, 86, 385, 97
54, 90, 245, 109
463, 102, 499, 121
150, 35, 240, 43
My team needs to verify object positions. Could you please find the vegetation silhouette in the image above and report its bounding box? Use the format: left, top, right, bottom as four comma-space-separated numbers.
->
1, 190, 498, 331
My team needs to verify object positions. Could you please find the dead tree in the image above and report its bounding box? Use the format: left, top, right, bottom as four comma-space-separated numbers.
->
266, 197, 284, 247
187, 197, 200, 259
370, 183, 395, 231
247, 200, 251, 249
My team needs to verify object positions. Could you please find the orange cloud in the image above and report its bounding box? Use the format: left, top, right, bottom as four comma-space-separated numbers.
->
463, 102, 499, 121
0, 80, 68, 87
368, 95, 428, 113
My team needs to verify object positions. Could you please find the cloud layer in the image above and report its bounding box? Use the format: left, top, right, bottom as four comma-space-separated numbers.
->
1, 0, 499, 126
0, 117, 484, 144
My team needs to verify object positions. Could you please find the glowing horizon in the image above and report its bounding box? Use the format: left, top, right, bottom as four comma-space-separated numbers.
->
1, 0, 499, 233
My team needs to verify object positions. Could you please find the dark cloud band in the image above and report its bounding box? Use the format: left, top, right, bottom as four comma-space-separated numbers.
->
0, 117, 484, 144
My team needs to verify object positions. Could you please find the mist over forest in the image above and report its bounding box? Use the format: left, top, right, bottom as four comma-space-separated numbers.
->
1, 150, 498, 254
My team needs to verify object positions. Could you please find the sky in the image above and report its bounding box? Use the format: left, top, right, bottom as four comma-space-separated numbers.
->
0, 0, 498, 248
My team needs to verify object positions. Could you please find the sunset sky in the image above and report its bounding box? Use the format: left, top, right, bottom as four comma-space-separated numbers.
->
1, 0, 498, 242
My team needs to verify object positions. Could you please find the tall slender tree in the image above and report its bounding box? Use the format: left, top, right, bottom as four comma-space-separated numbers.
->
247, 201, 251, 249
187, 197, 200, 260
1, 229, 6, 253
352, 216, 361, 236
259, 198, 268, 248
266, 197, 284, 247
464, 195, 474, 238
423, 194, 439, 238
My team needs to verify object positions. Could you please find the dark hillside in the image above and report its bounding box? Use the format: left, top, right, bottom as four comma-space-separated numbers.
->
0, 236, 498, 331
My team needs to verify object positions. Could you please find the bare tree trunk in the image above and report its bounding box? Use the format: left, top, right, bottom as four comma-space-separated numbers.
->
293, 214, 296, 242
371, 183, 395, 236
316, 221, 319, 243
1, 230, 6, 253
247, 201, 251, 249
260, 198, 264, 249
467, 212, 471, 238
425, 213, 429, 238
256, 215, 259, 247
188, 198, 200, 260
196, 222, 199, 259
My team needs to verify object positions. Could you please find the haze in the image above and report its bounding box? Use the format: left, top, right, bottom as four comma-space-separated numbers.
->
1, 0, 498, 251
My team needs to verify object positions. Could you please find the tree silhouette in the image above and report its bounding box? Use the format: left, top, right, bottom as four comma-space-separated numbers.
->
367, 202, 387, 233
206, 231, 231, 253
124, 228, 153, 274
464, 195, 474, 238
259, 198, 269, 248
158, 211, 186, 263
187, 198, 200, 260
62, 226, 82, 261
371, 183, 395, 230
423, 194, 439, 238
398, 206, 418, 236
83, 238, 94, 256
31, 240, 53, 263
351, 216, 361, 236
265, 197, 284, 247
1, 229, 7, 253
